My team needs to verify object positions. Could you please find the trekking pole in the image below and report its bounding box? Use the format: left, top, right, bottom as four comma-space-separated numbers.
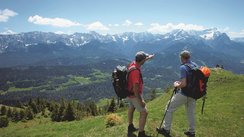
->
157, 88, 177, 137
201, 96, 207, 115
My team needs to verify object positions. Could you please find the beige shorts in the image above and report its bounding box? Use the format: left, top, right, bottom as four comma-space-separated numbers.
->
127, 97, 147, 112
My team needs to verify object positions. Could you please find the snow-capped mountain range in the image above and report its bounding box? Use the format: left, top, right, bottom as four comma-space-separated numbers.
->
0, 28, 232, 52
0, 28, 244, 73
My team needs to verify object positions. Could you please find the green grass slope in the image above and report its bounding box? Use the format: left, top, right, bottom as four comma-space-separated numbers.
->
0, 69, 243, 137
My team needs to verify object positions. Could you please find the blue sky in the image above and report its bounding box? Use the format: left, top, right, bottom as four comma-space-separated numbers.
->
0, 0, 244, 38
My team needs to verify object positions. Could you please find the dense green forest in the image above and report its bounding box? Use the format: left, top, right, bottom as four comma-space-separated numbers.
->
0, 97, 119, 128
0, 62, 177, 105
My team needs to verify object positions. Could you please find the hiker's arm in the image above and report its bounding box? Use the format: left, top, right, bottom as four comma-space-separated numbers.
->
174, 78, 187, 88
145, 54, 154, 61
133, 83, 145, 107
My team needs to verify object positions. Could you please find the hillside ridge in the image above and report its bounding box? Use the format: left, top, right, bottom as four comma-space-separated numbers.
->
0, 69, 244, 137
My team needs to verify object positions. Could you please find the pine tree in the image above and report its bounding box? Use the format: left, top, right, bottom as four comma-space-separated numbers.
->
61, 97, 67, 108
85, 101, 98, 116
77, 103, 86, 118
0, 105, 7, 116
64, 103, 76, 121
51, 104, 60, 122
7, 107, 12, 118
107, 98, 117, 113
26, 107, 34, 120
51, 109, 57, 121
58, 104, 65, 121
19, 109, 26, 120
90, 101, 98, 116
0, 116, 9, 128
57, 97, 67, 121
29, 100, 39, 114
16, 100, 24, 108
36, 97, 45, 112
86, 106, 92, 116
12, 108, 20, 122
48, 101, 55, 112
51, 104, 62, 122
28, 98, 33, 106
119, 100, 126, 108
41, 108, 47, 117
104, 101, 110, 113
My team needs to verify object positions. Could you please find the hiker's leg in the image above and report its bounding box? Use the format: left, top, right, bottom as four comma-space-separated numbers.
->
128, 97, 148, 132
163, 93, 187, 130
185, 97, 196, 133
139, 108, 148, 132
128, 106, 135, 124
127, 98, 136, 125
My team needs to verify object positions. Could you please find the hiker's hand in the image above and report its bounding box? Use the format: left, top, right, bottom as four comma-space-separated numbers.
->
174, 81, 180, 88
146, 54, 154, 60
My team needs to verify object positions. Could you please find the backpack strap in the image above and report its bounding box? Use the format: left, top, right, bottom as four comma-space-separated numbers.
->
127, 66, 143, 84
127, 66, 143, 96
184, 63, 197, 70
181, 62, 197, 97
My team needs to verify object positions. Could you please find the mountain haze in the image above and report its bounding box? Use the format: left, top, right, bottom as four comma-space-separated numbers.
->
0, 28, 244, 104
0, 29, 244, 73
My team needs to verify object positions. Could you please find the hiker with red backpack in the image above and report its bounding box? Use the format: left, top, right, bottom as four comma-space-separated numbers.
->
112, 50, 209, 137
127, 51, 154, 137
157, 50, 209, 137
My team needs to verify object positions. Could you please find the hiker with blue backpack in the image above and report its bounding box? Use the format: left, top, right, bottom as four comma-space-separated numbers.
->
157, 50, 199, 137
112, 50, 209, 137
127, 51, 154, 137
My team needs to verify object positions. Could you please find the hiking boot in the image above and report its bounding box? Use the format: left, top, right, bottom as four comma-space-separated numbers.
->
156, 127, 171, 137
138, 131, 151, 137
184, 131, 195, 137
128, 124, 138, 133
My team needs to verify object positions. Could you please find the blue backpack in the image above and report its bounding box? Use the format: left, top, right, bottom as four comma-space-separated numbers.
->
181, 63, 210, 100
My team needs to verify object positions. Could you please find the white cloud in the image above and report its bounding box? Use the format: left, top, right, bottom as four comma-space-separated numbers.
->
54, 31, 65, 34
122, 20, 132, 26
134, 22, 143, 26
108, 24, 120, 27
0, 9, 18, 22
227, 29, 244, 38
222, 27, 230, 32
0, 29, 17, 35
147, 23, 205, 33
114, 24, 119, 27
28, 15, 81, 27
85, 21, 109, 31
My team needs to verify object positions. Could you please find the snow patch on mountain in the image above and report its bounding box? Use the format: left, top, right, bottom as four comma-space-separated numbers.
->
199, 28, 221, 40
25, 43, 38, 47
122, 36, 129, 43
111, 36, 117, 42
47, 40, 56, 44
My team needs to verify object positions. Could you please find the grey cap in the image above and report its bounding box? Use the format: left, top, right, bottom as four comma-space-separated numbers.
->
135, 51, 149, 62
180, 50, 191, 59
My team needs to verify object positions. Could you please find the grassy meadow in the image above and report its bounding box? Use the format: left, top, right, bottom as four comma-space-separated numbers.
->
0, 69, 243, 137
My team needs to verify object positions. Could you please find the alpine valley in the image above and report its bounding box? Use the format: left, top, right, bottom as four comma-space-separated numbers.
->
0, 28, 244, 104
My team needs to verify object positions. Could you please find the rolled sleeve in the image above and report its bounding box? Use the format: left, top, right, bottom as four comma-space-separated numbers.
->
180, 65, 187, 79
